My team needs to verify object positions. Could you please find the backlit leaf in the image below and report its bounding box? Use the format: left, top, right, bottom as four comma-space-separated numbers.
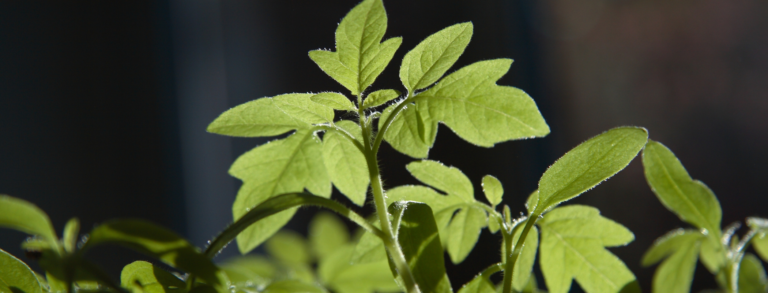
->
642, 140, 722, 238
538, 205, 637, 293
351, 220, 386, 265
262, 280, 326, 293
318, 244, 398, 293
400, 23, 473, 92
0, 248, 42, 293
457, 273, 495, 293
739, 253, 768, 293
535, 127, 648, 215
512, 225, 538, 291
207, 93, 333, 137
311, 92, 356, 111
323, 121, 369, 206
641, 229, 703, 293
362, 89, 400, 109
0, 195, 58, 244
447, 206, 486, 264
310, 212, 350, 261
379, 101, 436, 158
309, 0, 401, 95
406, 160, 473, 201
265, 230, 311, 265
481, 175, 503, 208
120, 261, 185, 293
231, 130, 331, 254
218, 256, 275, 288
699, 236, 726, 273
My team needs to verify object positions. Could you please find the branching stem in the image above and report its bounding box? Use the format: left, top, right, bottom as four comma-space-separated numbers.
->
501, 213, 539, 293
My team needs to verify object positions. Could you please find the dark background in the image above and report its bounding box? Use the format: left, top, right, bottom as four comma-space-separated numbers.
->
1, 0, 767, 291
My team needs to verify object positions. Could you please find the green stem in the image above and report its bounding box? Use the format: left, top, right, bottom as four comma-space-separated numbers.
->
502, 214, 538, 293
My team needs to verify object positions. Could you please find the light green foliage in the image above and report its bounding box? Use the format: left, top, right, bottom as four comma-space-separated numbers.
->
266, 231, 311, 265
749, 218, 768, 262
739, 254, 768, 293
535, 127, 648, 215
512, 225, 538, 291
323, 121, 369, 206
481, 175, 503, 208
362, 89, 400, 109
82, 219, 227, 288
389, 201, 453, 293
310, 212, 350, 261
62, 218, 80, 253
699, 237, 726, 273
384, 59, 549, 158
120, 261, 185, 293
642, 140, 722, 238
309, 0, 401, 96
351, 220, 387, 265
311, 92, 356, 111
218, 256, 276, 289
207, 93, 333, 137
641, 229, 704, 293
0, 195, 58, 244
0, 248, 43, 293
538, 205, 637, 293
407, 160, 473, 201
231, 129, 331, 254
318, 243, 397, 293
400, 23, 473, 92
261, 280, 326, 293
457, 274, 495, 293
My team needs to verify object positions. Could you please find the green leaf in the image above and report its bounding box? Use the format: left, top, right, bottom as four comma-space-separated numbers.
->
457, 274, 495, 293
389, 201, 453, 293
207, 93, 333, 137
82, 219, 227, 288
309, 0, 401, 96
265, 230, 311, 265
641, 229, 702, 293
406, 160, 473, 201
218, 256, 275, 287
362, 89, 400, 109
0, 248, 43, 293
749, 218, 768, 264
739, 253, 768, 293
311, 92, 356, 111
535, 127, 648, 215
310, 212, 350, 261
512, 225, 538, 291
120, 261, 185, 293
379, 101, 436, 158
526, 190, 539, 215
642, 140, 723, 238
231, 130, 331, 254
318, 244, 398, 293
481, 175, 503, 207
699, 236, 726, 273
323, 121, 369, 206
262, 280, 326, 293
447, 206, 486, 264
400, 22, 473, 92
351, 219, 387, 265
538, 205, 637, 293
62, 218, 80, 253
0, 195, 58, 244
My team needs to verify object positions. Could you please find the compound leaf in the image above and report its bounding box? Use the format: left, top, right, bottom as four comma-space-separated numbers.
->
323, 121, 369, 206
535, 127, 648, 215
0, 248, 42, 293
265, 230, 311, 265
406, 160, 473, 201
82, 219, 227, 288
120, 261, 185, 293
642, 140, 722, 238
310, 212, 350, 261
447, 206, 486, 264
380, 101, 436, 158
362, 89, 400, 109
739, 253, 768, 293
400, 23, 473, 92
641, 229, 703, 293
0, 195, 57, 244
231, 130, 331, 254
481, 175, 503, 208
207, 93, 333, 137
309, 0, 401, 96
389, 201, 453, 293
311, 92, 356, 111
538, 205, 636, 293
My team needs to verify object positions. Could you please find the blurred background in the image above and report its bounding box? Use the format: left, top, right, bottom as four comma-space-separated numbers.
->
1, 0, 766, 291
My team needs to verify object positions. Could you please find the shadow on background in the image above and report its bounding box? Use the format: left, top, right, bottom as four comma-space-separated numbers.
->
0, 0, 766, 291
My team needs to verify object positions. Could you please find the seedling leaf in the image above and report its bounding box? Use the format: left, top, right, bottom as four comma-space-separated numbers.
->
311, 92, 356, 111
262, 280, 326, 293
400, 23, 473, 92
120, 261, 185, 293
406, 160, 473, 201
511, 224, 539, 291
457, 273, 495, 293
0, 195, 58, 244
310, 212, 350, 261
218, 256, 275, 287
482, 175, 503, 207
447, 206, 486, 264
739, 253, 768, 293
642, 140, 723, 238
318, 244, 398, 293
641, 229, 703, 293
323, 121, 369, 206
362, 89, 400, 109
0, 248, 42, 293
265, 230, 311, 265
535, 127, 648, 215
380, 101, 436, 158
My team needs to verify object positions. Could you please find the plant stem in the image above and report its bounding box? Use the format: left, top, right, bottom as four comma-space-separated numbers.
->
359, 102, 420, 293
502, 214, 538, 293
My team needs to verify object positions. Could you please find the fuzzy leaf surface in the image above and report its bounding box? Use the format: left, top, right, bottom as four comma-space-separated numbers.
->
207, 93, 333, 137
535, 127, 648, 214
538, 205, 637, 293
0, 248, 42, 293
309, 0, 401, 95
362, 89, 400, 109
400, 23, 473, 92
323, 121, 368, 206
642, 140, 722, 238
481, 175, 503, 207
407, 160, 473, 201
311, 92, 356, 111
231, 130, 331, 254
0, 195, 57, 243
120, 261, 185, 293
641, 229, 703, 293
380, 101, 436, 158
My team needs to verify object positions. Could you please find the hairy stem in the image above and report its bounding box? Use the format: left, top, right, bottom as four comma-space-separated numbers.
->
502, 214, 538, 293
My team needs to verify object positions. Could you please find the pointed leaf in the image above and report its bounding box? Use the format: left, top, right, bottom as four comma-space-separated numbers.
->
526, 190, 539, 215
231, 130, 331, 254
641, 229, 702, 293
0, 195, 57, 243
323, 121, 369, 206
386, 185, 464, 248
538, 205, 637, 293
699, 236, 726, 273
311, 92, 356, 111
62, 218, 80, 253
309, 0, 401, 95
310, 212, 350, 261
739, 253, 768, 293
512, 225, 538, 291
641, 229, 704, 266
400, 23, 473, 92
447, 206, 486, 264
0, 248, 42, 293
265, 230, 311, 265
457, 273, 495, 293
642, 140, 723, 238
482, 175, 503, 207
120, 261, 185, 293
362, 89, 400, 109
406, 160, 473, 202
389, 201, 453, 293
535, 127, 648, 215
379, 101, 436, 158
207, 93, 333, 137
